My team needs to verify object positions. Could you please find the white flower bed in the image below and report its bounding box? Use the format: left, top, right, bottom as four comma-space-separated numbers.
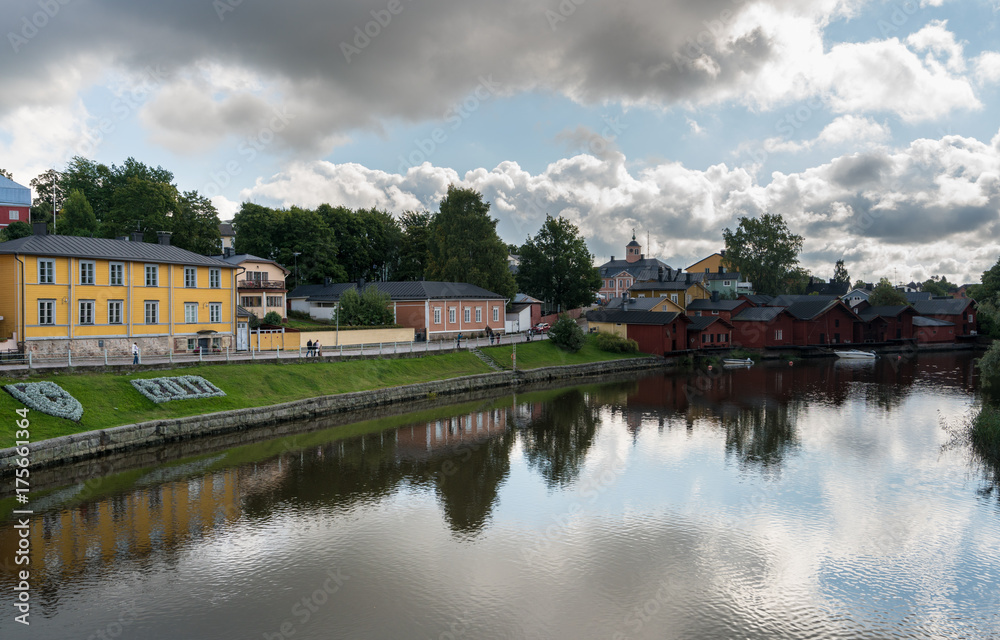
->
131, 375, 226, 404
4, 381, 84, 421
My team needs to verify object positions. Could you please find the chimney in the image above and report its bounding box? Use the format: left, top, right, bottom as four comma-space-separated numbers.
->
156, 231, 172, 246
685, 273, 692, 284
131, 231, 144, 243
358, 276, 365, 289
32, 222, 47, 236
658, 266, 664, 281
711, 291, 719, 302
610, 256, 615, 262
223, 247, 233, 258
324, 277, 332, 287
640, 254, 644, 260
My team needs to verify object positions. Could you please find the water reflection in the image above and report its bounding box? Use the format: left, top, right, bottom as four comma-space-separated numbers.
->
1, 351, 996, 640
520, 390, 600, 488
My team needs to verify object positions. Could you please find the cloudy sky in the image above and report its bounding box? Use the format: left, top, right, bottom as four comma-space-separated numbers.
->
2, 0, 999, 284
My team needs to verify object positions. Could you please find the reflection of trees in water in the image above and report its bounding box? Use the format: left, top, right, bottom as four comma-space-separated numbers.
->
419, 430, 517, 535
717, 400, 801, 475
520, 390, 600, 488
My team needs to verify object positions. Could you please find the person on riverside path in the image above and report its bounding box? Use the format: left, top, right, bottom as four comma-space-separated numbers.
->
132, 342, 140, 365
315, 341, 321, 357
306, 339, 313, 357
456, 332, 463, 349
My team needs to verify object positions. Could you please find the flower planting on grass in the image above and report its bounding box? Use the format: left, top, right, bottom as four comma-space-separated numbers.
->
131, 376, 226, 404
4, 381, 84, 421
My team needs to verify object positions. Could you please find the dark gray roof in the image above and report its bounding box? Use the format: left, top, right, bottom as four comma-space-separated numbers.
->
768, 294, 838, 307
605, 296, 665, 311
586, 310, 686, 325
912, 298, 973, 316
687, 299, 747, 312
912, 316, 954, 327
512, 293, 542, 304
236, 305, 252, 317
740, 294, 773, 305
289, 280, 505, 301
219, 222, 235, 236
212, 253, 290, 273
732, 306, 787, 322
701, 271, 741, 281
856, 305, 912, 322
905, 291, 933, 303
686, 316, 733, 331
598, 257, 675, 282
627, 279, 703, 292
784, 299, 847, 321
0, 234, 235, 267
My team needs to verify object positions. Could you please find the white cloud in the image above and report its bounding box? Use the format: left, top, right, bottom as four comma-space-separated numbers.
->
764, 115, 891, 154
241, 129, 1000, 284
974, 51, 1000, 85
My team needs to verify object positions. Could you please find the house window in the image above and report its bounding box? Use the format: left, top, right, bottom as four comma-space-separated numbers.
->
266, 296, 282, 307
9, 210, 19, 220
185, 303, 198, 324
434, 308, 442, 324
449, 308, 456, 324
240, 296, 262, 307
109, 262, 124, 286
702, 334, 707, 343
78, 300, 94, 325
618, 279, 623, 288
475, 307, 482, 323
723, 281, 731, 287
969, 314, 974, 322
184, 267, 197, 288
145, 264, 158, 287
670, 294, 678, 303
210, 302, 222, 323
712, 310, 719, 315
212, 337, 221, 348
38, 259, 55, 284
209, 268, 221, 288
108, 300, 123, 325
637, 294, 645, 298
464, 307, 471, 323
187, 338, 197, 350
38, 300, 54, 325
775, 329, 783, 340
79, 261, 95, 285
492, 306, 499, 322
659, 293, 667, 298
144, 301, 159, 324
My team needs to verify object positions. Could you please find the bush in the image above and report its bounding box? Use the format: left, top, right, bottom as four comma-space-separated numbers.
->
594, 331, 639, 354
334, 285, 394, 326
262, 311, 283, 325
548, 314, 585, 352
248, 312, 261, 329
971, 403, 1000, 463
288, 310, 312, 321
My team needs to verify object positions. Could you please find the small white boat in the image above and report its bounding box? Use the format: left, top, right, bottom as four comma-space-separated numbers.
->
722, 358, 754, 365
834, 349, 876, 359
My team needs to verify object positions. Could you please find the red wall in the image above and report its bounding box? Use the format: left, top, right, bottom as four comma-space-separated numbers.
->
626, 320, 688, 355
0, 205, 29, 228
915, 325, 956, 343
732, 314, 794, 349
793, 305, 856, 345
687, 326, 732, 349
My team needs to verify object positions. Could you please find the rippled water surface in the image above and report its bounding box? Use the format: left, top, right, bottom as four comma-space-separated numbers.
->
2, 352, 999, 639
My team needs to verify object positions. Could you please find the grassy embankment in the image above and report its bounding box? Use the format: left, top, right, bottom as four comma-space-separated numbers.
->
971, 403, 1000, 463
0, 336, 646, 448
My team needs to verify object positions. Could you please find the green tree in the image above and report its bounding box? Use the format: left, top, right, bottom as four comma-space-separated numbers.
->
922, 278, 949, 297
852, 278, 866, 290
30, 168, 63, 227
1, 221, 32, 241
334, 285, 394, 326
784, 267, 812, 295
0, 168, 13, 180
427, 186, 516, 300
869, 277, 907, 306
397, 210, 431, 281
968, 258, 1000, 338
59, 189, 98, 236
262, 311, 283, 325
548, 314, 586, 352
722, 213, 804, 296
171, 191, 221, 255
103, 176, 178, 240
273, 207, 345, 285
833, 259, 850, 285
319, 205, 402, 282
233, 202, 278, 258
516, 215, 601, 311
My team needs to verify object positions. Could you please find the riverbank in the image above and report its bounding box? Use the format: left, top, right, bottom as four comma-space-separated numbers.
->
0, 341, 657, 474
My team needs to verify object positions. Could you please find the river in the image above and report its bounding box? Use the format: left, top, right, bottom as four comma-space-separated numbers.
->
1, 352, 998, 639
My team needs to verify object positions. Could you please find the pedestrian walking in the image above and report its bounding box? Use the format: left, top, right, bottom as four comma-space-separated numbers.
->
132, 342, 140, 365
315, 341, 322, 357
306, 339, 313, 356
456, 332, 462, 349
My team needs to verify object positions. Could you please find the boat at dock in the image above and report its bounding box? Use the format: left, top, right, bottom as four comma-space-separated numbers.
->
834, 349, 876, 359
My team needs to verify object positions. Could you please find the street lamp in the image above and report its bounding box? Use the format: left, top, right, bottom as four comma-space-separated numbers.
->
292, 252, 301, 288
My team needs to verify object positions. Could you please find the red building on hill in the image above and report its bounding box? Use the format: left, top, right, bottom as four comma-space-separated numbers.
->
0, 175, 31, 229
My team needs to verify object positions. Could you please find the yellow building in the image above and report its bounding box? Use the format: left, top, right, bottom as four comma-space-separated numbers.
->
0, 228, 239, 356
627, 278, 710, 312
686, 252, 729, 274
215, 251, 290, 320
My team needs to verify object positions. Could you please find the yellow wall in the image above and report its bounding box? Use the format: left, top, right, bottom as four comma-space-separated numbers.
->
9, 254, 236, 342
687, 253, 727, 274
628, 284, 709, 312
297, 327, 416, 348
591, 321, 627, 338
0, 254, 18, 340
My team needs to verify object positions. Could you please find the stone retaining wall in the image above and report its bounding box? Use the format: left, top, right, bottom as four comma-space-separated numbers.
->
0, 357, 664, 475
